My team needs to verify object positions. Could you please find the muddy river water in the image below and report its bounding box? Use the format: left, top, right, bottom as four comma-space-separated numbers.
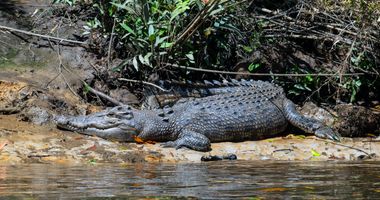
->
1, 161, 380, 199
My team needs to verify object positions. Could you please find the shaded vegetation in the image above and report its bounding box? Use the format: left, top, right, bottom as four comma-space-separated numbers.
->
52, 0, 379, 104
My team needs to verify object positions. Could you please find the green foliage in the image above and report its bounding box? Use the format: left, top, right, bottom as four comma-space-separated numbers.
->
248, 63, 261, 72
288, 66, 319, 97
311, 149, 321, 157
81, 0, 210, 73
52, 0, 379, 103
342, 78, 362, 103
53, 0, 260, 78
82, 82, 91, 94
88, 159, 97, 164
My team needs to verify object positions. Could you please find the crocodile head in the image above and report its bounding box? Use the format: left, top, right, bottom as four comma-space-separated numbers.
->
55, 106, 138, 142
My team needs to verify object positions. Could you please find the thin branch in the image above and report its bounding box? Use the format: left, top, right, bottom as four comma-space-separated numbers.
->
84, 83, 124, 106
315, 138, 374, 158
165, 63, 364, 77
263, 34, 354, 45
173, 0, 220, 47
107, 19, 116, 69
0, 106, 22, 114
118, 78, 170, 92
0, 25, 87, 46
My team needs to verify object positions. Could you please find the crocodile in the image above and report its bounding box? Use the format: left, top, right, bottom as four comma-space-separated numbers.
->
55, 79, 341, 152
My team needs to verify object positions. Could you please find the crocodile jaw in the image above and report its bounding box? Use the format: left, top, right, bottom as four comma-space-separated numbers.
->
54, 115, 136, 142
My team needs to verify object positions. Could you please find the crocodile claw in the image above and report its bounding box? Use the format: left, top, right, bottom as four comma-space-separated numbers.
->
160, 141, 176, 148
160, 141, 188, 150
315, 127, 341, 142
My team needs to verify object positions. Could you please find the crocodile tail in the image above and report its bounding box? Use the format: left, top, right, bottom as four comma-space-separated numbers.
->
142, 79, 282, 109
142, 79, 255, 109
150, 79, 274, 96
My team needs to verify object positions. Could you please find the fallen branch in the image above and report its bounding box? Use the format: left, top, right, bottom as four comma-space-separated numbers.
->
165, 63, 364, 77
83, 83, 124, 106
107, 19, 116, 69
315, 138, 374, 158
0, 107, 22, 114
118, 78, 170, 92
0, 25, 87, 46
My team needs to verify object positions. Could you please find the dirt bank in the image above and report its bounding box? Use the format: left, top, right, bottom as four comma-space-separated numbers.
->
1, 114, 379, 164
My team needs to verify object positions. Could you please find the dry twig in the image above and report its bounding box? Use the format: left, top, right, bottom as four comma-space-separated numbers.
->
165, 63, 364, 77
118, 78, 170, 92
0, 25, 87, 46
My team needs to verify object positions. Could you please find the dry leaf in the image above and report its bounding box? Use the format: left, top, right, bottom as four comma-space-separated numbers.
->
0, 141, 9, 151
133, 136, 156, 144
86, 144, 97, 151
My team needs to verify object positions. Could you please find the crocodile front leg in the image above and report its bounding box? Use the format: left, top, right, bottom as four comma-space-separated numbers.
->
283, 98, 341, 141
161, 130, 211, 152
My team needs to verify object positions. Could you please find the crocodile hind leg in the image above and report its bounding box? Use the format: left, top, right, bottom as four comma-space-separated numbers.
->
283, 98, 341, 141
161, 130, 211, 152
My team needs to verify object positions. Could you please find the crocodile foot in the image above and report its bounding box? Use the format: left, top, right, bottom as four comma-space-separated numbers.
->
315, 127, 341, 142
160, 130, 211, 152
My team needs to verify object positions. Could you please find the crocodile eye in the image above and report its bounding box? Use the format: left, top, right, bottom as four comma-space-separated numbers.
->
107, 112, 116, 117
124, 113, 133, 120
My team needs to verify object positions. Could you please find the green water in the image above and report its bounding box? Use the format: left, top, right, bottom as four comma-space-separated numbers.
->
0, 161, 379, 199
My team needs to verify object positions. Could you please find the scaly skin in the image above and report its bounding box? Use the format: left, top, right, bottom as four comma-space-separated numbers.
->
55, 80, 341, 151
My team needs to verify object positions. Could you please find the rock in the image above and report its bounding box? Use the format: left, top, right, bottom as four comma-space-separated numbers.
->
20, 106, 51, 125
334, 104, 380, 137
299, 102, 335, 127
300, 102, 380, 137
109, 88, 139, 105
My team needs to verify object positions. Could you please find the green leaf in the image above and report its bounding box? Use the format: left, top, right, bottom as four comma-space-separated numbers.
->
186, 52, 194, 63
144, 53, 152, 67
110, 1, 134, 13
248, 63, 261, 72
132, 56, 139, 71
295, 135, 306, 139
89, 159, 97, 164
305, 75, 313, 82
354, 79, 362, 87
209, 6, 224, 16
288, 90, 300, 96
83, 82, 90, 94
160, 42, 173, 48
154, 36, 169, 47
149, 35, 156, 42
243, 46, 253, 53
120, 22, 136, 36
148, 24, 154, 36
294, 84, 306, 91
142, 3, 150, 23
311, 149, 321, 157
304, 84, 312, 91
138, 54, 145, 65
170, 0, 191, 22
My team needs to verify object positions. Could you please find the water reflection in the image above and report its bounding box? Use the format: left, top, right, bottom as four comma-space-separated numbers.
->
0, 161, 380, 199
